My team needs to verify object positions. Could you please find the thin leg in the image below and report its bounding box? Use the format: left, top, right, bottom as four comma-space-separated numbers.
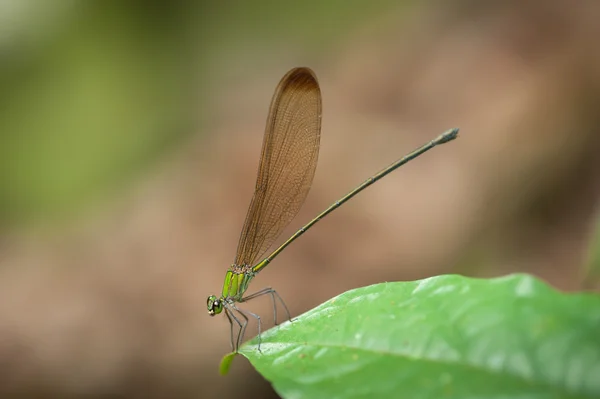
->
231, 307, 249, 351
271, 289, 293, 323
242, 287, 292, 325
224, 309, 236, 352
230, 303, 264, 353
225, 306, 245, 352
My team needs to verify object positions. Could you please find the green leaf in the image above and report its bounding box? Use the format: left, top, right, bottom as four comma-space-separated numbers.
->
219, 352, 236, 376
238, 274, 600, 399
583, 212, 600, 289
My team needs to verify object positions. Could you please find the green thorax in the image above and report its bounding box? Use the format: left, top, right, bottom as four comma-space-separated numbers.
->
221, 259, 269, 300
221, 269, 254, 301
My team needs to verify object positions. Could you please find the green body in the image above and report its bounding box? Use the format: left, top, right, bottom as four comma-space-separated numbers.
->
222, 269, 255, 300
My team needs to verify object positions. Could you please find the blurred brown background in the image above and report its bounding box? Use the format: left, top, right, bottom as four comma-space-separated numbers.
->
1, 1, 600, 398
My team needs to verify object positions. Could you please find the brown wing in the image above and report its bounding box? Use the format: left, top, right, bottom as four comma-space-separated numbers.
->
233, 67, 322, 267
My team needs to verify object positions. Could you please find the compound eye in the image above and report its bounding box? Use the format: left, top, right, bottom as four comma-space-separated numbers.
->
207, 295, 224, 315
207, 295, 218, 311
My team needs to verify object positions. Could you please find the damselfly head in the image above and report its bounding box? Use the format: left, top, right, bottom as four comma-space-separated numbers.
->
207, 295, 223, 316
